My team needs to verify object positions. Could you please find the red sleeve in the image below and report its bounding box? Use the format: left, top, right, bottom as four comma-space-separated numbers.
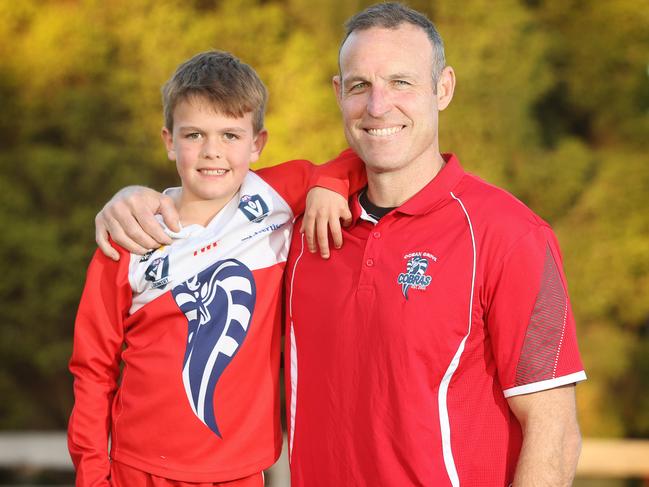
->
308, 148, 367, 201
254, 149, 366, 216
485, 225, 585, 397
67, 244, 132, 487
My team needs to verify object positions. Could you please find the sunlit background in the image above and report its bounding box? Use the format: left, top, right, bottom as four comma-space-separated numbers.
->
0, 0, 648, 485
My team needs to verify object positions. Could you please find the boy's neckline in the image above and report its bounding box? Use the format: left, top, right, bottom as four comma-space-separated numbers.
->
166, 187, 237, 227
161, 186, 241, 239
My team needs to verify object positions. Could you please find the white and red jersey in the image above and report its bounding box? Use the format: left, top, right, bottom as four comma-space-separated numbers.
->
285, 151, 586, 487
68, 158, 365, 486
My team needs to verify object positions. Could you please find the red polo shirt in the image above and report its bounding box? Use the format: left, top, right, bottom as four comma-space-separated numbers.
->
285, 150, 585, 486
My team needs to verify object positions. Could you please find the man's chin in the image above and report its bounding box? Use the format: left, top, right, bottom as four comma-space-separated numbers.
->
354, 148, 403, 172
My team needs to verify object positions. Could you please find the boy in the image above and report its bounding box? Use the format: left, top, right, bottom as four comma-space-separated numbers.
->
68, 50, 363, 486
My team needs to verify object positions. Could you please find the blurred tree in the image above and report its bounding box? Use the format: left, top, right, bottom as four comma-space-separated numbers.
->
557, 149, 649, 436
0, 0, 646, 441
533, 0, 649, 147
436, 0, 553, 188
531, 0, 649, 437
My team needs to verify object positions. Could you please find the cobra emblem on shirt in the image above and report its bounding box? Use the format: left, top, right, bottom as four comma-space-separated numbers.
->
397, 255, 432, 299
171, 259, 256, 438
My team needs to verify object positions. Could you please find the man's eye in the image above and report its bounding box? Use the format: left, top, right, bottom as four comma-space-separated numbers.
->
393, 79, 411, 87
349, 82, 368, 92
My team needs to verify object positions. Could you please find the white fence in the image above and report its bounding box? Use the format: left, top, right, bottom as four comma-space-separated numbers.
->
1, 433, 647, 483
0, 432, 290, 486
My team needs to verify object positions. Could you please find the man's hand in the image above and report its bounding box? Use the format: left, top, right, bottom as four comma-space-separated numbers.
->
508, 385, 582, 486
95, 186, 180, 260
300, 187, 352, 259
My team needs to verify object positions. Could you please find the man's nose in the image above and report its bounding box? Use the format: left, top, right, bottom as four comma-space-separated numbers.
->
366, 85, 391, 118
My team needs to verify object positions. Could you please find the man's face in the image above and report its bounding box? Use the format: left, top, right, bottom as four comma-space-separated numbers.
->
334, 24, 441, 176
162, 96, 266, 211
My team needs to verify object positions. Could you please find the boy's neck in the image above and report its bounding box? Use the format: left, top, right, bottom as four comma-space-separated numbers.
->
173, 190, 237, 227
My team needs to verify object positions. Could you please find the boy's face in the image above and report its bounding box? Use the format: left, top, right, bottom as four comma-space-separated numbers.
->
162, 96, 267, 210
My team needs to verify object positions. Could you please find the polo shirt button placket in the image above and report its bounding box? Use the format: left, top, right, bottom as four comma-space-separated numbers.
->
358, 221, 384, 288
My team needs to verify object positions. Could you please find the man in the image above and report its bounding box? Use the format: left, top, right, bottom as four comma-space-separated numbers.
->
97, 4, 585, 486
285, 5, 584, 486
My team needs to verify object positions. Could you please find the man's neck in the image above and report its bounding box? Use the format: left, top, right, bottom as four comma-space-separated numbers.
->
365, 152, 446, 207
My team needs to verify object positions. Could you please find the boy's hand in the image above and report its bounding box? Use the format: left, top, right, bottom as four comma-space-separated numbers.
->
95, 186, 180, 261
300, 187, 352, 259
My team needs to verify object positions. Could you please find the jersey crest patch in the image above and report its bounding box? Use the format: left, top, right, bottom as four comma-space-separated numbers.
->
144, 254, 170, 289
171, 259, 256, 438
238, 194, 269, 223
397, 252, 436, 299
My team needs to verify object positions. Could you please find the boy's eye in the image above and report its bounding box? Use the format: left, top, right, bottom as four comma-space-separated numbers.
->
186, 132, 202, 140
223, 133, 240, 141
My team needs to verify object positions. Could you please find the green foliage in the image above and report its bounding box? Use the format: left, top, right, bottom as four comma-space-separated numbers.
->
535, 0, 649, 145
438, 0, 553, 186
0, 0, 646, 439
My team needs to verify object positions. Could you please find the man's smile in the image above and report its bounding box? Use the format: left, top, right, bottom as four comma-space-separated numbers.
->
364, 125, 405, 137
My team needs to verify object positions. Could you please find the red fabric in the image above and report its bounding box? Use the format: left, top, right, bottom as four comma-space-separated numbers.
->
69, 247, 284, 484
68, 157, 365, 486
68, 244, 131, 487
110, 460, 264, 487
285, 152, 585, 486
255, 151, 366, 216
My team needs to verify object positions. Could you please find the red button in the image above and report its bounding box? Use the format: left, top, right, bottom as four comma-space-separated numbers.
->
366, 258, 374, 267
373, 231, 381, 239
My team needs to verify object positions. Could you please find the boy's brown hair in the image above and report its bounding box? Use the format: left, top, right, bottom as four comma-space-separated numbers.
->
162, 50, 267, 134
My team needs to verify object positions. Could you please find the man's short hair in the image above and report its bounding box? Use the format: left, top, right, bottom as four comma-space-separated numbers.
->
162, 50, 267, 134
342, 2, 446, 84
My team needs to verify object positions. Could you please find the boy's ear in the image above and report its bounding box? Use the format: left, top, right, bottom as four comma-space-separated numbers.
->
161, 127, 175, 160
249, 129, 268, 163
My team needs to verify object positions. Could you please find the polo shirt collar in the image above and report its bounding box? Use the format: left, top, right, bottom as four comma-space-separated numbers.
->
397, 153, 465, 215
351, 153, 465, 223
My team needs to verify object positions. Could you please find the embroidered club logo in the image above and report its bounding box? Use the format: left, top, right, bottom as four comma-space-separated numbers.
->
397, 252, 435, 299
144, 255, 170, 289
171, 259, 256, 438
238, 194, 269, 223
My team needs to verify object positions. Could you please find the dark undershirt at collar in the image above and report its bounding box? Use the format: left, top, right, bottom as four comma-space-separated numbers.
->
359, 187, 397, 221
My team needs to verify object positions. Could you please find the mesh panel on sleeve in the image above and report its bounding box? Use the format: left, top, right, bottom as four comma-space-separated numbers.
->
514, 245, 568, 386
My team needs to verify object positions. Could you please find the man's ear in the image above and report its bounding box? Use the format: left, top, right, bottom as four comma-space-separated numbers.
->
436, 66, 456, 112
161, 127, 175, 160
332, 75, 343, 108
249, 129, 268, 164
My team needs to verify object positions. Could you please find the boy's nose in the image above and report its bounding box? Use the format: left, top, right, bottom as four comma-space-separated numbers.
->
201, 140, 222, 159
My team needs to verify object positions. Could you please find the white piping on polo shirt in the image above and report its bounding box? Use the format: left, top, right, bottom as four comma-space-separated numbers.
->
438, 192, 477, 487
288, 233, 306, 461
503, 370, 587, 398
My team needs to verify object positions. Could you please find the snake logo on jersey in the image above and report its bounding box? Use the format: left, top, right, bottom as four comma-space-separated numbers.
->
397, 254, 433, 299
171, 259, 256, 438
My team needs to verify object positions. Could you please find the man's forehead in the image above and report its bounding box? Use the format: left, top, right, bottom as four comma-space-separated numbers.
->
341, 24, 430, 51
339, 24, 433, 77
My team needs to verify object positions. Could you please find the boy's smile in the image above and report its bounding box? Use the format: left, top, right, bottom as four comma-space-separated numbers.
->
162, 96, 267, 226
